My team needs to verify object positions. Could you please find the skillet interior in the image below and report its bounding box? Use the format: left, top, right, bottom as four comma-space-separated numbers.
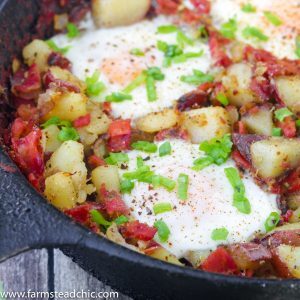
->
0, 1, 300, 299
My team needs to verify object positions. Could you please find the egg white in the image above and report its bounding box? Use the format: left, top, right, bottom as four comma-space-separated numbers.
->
210, 0, 299, 59
120, 139, 279, 258
52, 15, 212, 120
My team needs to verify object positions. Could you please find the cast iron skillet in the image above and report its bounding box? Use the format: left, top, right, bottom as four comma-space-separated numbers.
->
0, 1, 300, 299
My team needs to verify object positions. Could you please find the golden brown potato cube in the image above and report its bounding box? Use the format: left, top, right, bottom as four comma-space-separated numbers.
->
42, 125, 62, 153
222, 63, 256, 106
181, 106, 231, 144
250, 137, 300, 179
45, 172, 76, 210
23, 39, 52, 72
91, 165, 120, 192
274, 76, 300, 114
92, 0, 151, 28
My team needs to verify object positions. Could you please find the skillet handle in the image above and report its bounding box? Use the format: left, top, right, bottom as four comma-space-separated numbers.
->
0, 149, 89, 262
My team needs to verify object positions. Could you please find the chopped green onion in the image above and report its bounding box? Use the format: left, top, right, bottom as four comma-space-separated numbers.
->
216, 93, 229, 106
90, 210, 111, 227
180, 69, 214, 85
57, 127, 80, 142
41, 116, 61, 128
157, 25, 178, 34
199, 134, 233, 166
296, 119, 300, 128
105, 92, 132, 103
274, 107, 293, 122
146, 67, 165, 81
172, 51, 204, 64
211, 227, 229, 241
46, 40, 71, 54
157, 40, 168, 52
105, 153, 129, 165
123, 165, 154, 182
176, 30, 194, 48
272, 127, 282, 137
123, 73, 147, 94
220, 18, 238, 39
152, 175, 176, 191
153, 202, 173, 215
132, 141, 157, 153
66, 22, 79, 38
136, 156, 144, 168
224, 167, 251, 214
130, 48, 145, 56
146, 75, 157, 102
264, 212, 280, 232
120, 179, 135, 194
85, 71, 106, 97
154, 219, 170, 242
177, 173, 189, 200
192, 156, 214, 171
242, 26, 269, 41
114, 215, 129, 225
241, 3, 256, 13
296, 36, 300, 59
264, 11, 282, 26
159, 141, 172, 157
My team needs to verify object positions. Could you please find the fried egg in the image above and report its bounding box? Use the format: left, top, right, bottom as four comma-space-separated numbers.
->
120, 139, 278, 258
52, 15, 212, 120
210, 0, 299, 59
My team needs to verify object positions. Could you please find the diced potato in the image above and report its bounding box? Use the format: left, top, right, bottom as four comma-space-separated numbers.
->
222, 63, 256, 106
185, 250, 211, 267
289, 207, 300, 223
272, 245, 300, 278
44, 91, 88, 122
136, 109, 178, 133
275, 76, 300, 114
42, 125, 62, 153
92, 0, 151, 28
266, 222, 300, 234
250, 137, 300, 179
49, 66, 86, 92
147, 247, 183, 266
77, 128, 98, 147
46, 141, 88, 203
45, 172, 76, 209
85, 109, 111, 135
23, 39, 52, 72
91, 165, 120, 192
93, 138, 107, 158
181, 106, 231, 143
242, 108, 273, 136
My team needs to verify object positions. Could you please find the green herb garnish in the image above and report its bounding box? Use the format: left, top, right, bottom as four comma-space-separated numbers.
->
91, 210, 111, 227
159, 141, 172, 157
224, 167, 251, 214
157, 25, 178, 34
211, 227, 229, 241
114, 215, 129, 225
123, 73, 147, 94
46, 40, 71, 54
130, 48, 145, 56
85, 71, 106, 97
105, 153, 129, 165
264, 11, 282, 26
177, 173, 189, 200
152, 175, 176, 192
241, 3, 256, 13
242, 26, 269, 41
120, 179, 135, 194
264, 212, 280, 232
67, 22, 79, 38
220, 18, 238, 39
132, 141, 157, 153
153, 202, 173, 215
105, 92, 132, 103
180, 69, 213, 85
41, 116, 61, 128
216, 93, 229, 106
192, 156, 214, 171
154, 219, 170, 242
296, 36, 300, 58
272, 128, 282, 137
275, 107, 293, 122
57, 127, 80, 142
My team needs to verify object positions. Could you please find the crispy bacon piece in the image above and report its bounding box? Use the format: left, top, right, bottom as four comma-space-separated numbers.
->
155, 127, 189, 141
209, 32, 232, 68
250, 76, 273, 102
10, 118, 44, 191
16, 104, 39, 122
48, 52, 72, 70
201, 247, 239, 275
120, 221, 157, 241
11, 64, 41, 100
177, 89, 209, 111
99, 184, 129, 218
43, 70, 80, 92
107, 119, 131, 152
156, 0, 181, 15
232, 149, 251, 170
281, 167, 300, 193
73, 113, 91, 128
88, 155, 106, 168
226, 243, 272, 271
276, 117, 296, 138
262, 229, 300, 248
